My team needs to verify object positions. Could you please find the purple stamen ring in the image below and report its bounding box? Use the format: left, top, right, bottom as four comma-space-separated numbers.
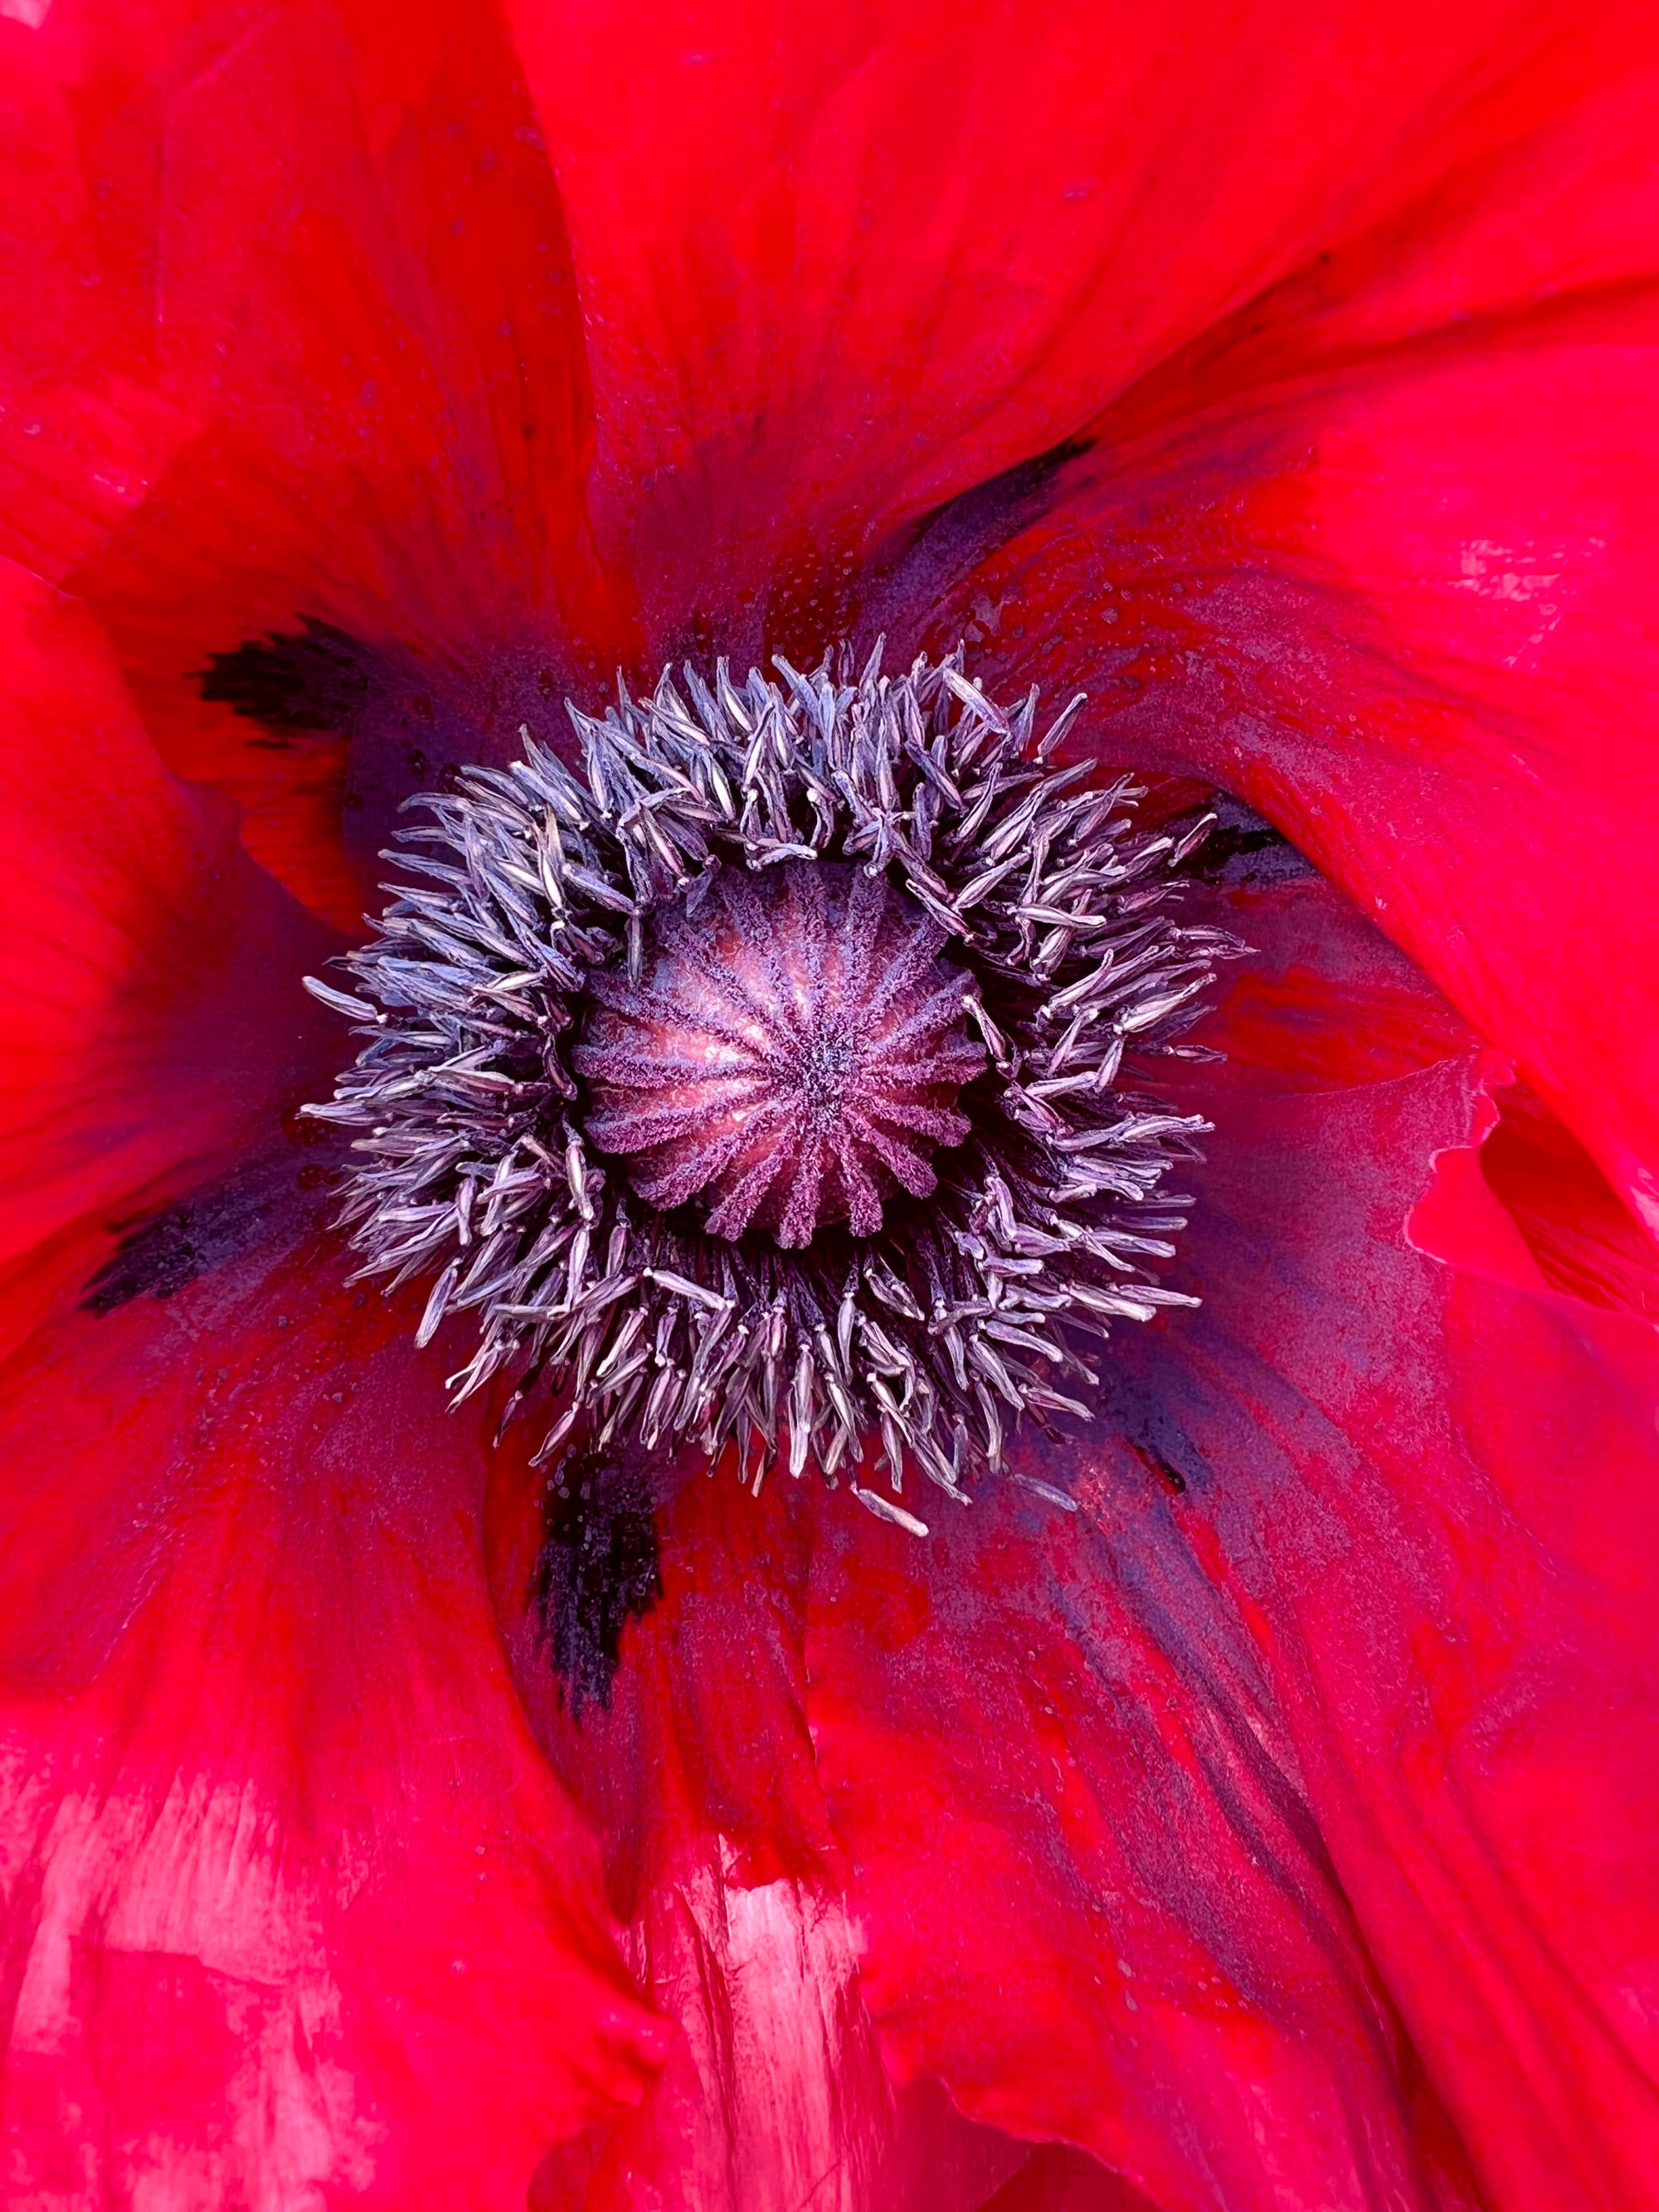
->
306, 646, 1234, 1528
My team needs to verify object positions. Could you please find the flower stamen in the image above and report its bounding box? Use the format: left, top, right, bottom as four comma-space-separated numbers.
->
305, 644, 1237, 1523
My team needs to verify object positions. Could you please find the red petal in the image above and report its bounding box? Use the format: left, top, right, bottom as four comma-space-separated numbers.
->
0, 1231, 667, 2202
485, 1461, 1029, 2210
508, 0, 1647, 651
528, 1870, 1030, 2212
2, 0, 622, 926
807, 877, 1659, 2208
1481, 1079, 1659, 1320
806, 1467, 1477, 2206
913, 294, 1659, 1234
1132, 880, 1659, 2202
0, 559, 331, 1344
486, 1443, 832, 1908
983, 2150, 1162, 2212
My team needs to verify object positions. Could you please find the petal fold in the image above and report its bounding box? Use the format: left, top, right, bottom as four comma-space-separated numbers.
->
512, 0, 1653, 651
2, 0, 618, 923
916, 299, 1659, 1232
808, 878, 1659, 2210
0, 558, 331, 1341
486, 1459, 1027, 2210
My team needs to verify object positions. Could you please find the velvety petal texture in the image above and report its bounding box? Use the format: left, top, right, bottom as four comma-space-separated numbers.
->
484, 1456, 1034, 2210
2, 0, 1657, 2202
850, 4, 1659, 1232
1105, 882, 1659, 2205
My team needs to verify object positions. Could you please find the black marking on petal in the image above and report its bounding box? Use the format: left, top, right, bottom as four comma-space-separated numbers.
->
1176, 795, 1316, 892
906, 433, 1092, 549
83, 1202, 207, 1310
1100, 1371, 1209, 1496
534, 1448, 662, 1713
199, 623, 596, 869
198, 618, 375, 739
860, 436, 1093, 649
82, 1155, 333, 1314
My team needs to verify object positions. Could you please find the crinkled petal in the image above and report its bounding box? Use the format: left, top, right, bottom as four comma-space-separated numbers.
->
1129, 878, 1659, 2204
528, 1864, 1030, 2212
0, 1220, 667, 2205
806, 1453, 1477, 2206
485, 1462, 1028, 2210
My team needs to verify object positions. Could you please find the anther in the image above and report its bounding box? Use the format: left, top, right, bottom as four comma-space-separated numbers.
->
304, 644, 1238, 1523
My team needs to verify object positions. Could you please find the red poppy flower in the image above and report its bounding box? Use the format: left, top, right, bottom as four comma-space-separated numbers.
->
3, 1, 1658, 2206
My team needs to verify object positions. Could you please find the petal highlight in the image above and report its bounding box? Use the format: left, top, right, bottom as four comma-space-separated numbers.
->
0, 1223, 667, 2204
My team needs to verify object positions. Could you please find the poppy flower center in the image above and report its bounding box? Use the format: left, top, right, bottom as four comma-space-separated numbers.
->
575, 863, 985, 1247
306, 645, 1237, 1524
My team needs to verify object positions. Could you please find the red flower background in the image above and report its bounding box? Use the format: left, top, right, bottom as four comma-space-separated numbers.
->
2, 1, 1658, 2205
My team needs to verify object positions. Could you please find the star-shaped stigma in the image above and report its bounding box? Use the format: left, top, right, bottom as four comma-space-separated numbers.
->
577, 863, 985, 1247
